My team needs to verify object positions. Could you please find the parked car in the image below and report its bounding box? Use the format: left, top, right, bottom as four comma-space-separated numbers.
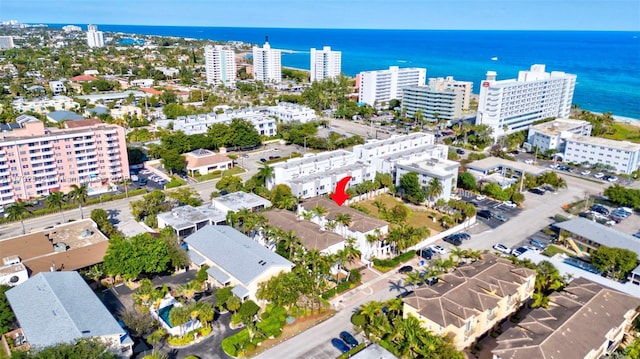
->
529, 238, 548, 249
512, 247, 528, 257
417, 248, 434, 260
130, 175, 139, 182
457, 232, 471, 240
580, 170, 591, 176
494, 213, 508, 222
443, 236, 462, 246
339, 331, 359, 347
429, 245, 447, 254
260, 158, 267, 163
593, 172, 605, 179
139, 169, 151, 175
524, 159, 534, 164
477, 210, 493, 220
606, 176, 618, 183
502, 201, 517, 208
476, 195, 486, 200
529, 188, 545, 195
138, 179, 147, 185
456, 148, 465, 155
591, 204, 610, 215
493, 243, 512, 255
331, 338, 351, 353
398, 265, 413, 274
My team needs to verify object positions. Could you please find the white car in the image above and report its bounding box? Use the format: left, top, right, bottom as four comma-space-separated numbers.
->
139, 169, 151, 175
607, 176, 618, 182
493, 243, 511, 255
594, 172, 605, 179
502, 201, 517, 208
580, 170, 591, 176
429, 245, 447, 255
524, 159, 534, 165
476, 195, 486, 201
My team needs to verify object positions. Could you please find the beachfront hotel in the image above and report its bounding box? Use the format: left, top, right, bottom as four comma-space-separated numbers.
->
0, 119, 129, 206
476, 64, 576, 139
358, 66, 426, 107
310, 46, 341, 82
252, 39, 282, 83
86, 24, 105, 48
204, 45, 236, 86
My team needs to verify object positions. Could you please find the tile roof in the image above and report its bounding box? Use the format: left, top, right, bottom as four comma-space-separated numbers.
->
184, 225, 293, 285
262, 209, 344, 251
69, 75, 98, 82
184, 149, 232, 169
403, 254, 536, 329
301, 197, 388, 233
6, 272, 126, 348
492, 277, 640, 359
139, 87, 163, 95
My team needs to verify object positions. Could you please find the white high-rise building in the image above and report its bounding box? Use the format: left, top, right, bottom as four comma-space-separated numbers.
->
204, 45, 236, 86
86, 24, 105, 48
358, 66, 426, 107
0, 36, 15, 49
310, 46, 341, 82
252, 39, 281, 83
476, 64, 576, 138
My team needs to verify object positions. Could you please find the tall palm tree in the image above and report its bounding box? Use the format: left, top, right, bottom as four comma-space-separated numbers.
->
46, 191, 67, 223
257, 164, 274, 186
68, 184, 89, 219
280, 230, 300, 260
425, 177, 443, 204
312, 205, 328, 221
6, 201, 32, 234
334, 212, 352, 237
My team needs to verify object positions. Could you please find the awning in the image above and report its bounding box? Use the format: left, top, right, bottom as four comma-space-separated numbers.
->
206, 266, 231, 285
187, 250, 206, 266
232, 285, 250, 300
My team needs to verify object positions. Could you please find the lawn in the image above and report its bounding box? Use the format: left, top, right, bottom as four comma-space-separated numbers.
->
603, 122, 640, 143
193, 166, 245, 182
542, 244, 575, 258
357, 194, 446, 232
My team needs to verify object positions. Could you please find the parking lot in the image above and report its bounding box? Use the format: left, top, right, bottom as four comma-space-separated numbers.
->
459, 192, 523, 232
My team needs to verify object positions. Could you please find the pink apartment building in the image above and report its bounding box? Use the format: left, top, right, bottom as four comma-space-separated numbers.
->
0, 119, 129, 206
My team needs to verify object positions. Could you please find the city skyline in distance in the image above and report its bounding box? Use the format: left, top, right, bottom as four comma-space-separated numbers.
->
2, 0, 639, 31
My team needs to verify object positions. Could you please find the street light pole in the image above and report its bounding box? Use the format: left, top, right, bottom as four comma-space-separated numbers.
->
304, 137, 307, 154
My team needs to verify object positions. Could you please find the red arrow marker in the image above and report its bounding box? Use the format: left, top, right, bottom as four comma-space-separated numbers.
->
330, 176, 352, 206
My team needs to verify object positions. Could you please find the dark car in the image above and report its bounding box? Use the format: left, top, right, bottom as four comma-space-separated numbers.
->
417, 248, 434, 260
529, 188, 545, 195
331, 338, 350, 353
398, 265, 413, 274
529, 238, 548, 249
443, 235, 462, 246
477, 210, 493, 220
456, 148, 465, 155
260, 158, 267, 163
591, 205, 610, 215
457, 232, 471, 240
339, 331, 359, 347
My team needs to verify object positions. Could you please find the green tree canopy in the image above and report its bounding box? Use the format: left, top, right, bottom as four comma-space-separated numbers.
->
399, 172, 425, 204
591, 246, 638, 280
103, 233, 172, 280
160, 149, 186, 174
215, 176, 244, 193
457, 172, 477, 191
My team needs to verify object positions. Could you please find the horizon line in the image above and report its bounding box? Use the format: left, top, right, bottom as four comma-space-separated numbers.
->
22, 22, 640, 32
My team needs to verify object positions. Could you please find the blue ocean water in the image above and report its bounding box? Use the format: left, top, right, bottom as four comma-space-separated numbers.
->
51, 25, 640, 119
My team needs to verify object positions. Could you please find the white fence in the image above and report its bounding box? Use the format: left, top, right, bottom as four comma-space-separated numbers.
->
345, 188, 390, 205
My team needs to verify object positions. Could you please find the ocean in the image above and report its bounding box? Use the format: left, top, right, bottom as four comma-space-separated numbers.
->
50, 25, 640, 119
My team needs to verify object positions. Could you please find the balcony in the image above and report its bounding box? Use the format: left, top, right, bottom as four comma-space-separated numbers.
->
107, 148, 121, 155
30, 157, 53, 165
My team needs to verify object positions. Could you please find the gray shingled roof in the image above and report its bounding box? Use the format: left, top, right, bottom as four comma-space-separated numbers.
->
185, 225, 293, 284
6, 272, 126, 348
47, 110, 84, 122
555, 217, 640, 257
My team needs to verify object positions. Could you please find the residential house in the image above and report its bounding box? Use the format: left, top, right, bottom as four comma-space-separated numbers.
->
183, 148, 233, 176
299, 197, 390, 260
403, 254, 536, 350
492, 277, 640, 359
157, 204, 227, 238
6, 272, 133, 357
184, 225, 293, 301
211, 191, 272, 214
262, 209, 345, 254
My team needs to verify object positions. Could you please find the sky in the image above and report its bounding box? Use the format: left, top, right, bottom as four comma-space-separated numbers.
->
1, 0, 639, 30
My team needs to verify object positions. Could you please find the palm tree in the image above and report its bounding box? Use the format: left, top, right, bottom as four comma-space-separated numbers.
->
425, 177, 443, 204
325, 220, 338, 232
301, 211, 314, 221
280, 230, 300, 260
6, 201, 32, 234
68, 184, 89, 219
168, 305, 190, 336
404, 271, 424, 289
257, 164, 274, 186
372, 200, 387, 215
334, 212, 352, 237
121, 178, 131, 199
226, 295, 241, 313
311, 205, 328, 221
46, 191, 67, 223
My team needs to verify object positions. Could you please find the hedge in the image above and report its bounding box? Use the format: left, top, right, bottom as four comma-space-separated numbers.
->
221, 328, 250, 357
373, 251, 415, 268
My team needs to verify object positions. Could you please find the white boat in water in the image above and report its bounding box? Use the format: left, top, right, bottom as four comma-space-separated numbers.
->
491, 56, 498, 61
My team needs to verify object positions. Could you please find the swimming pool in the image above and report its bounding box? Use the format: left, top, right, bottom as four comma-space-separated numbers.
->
157, 304, 175, 328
